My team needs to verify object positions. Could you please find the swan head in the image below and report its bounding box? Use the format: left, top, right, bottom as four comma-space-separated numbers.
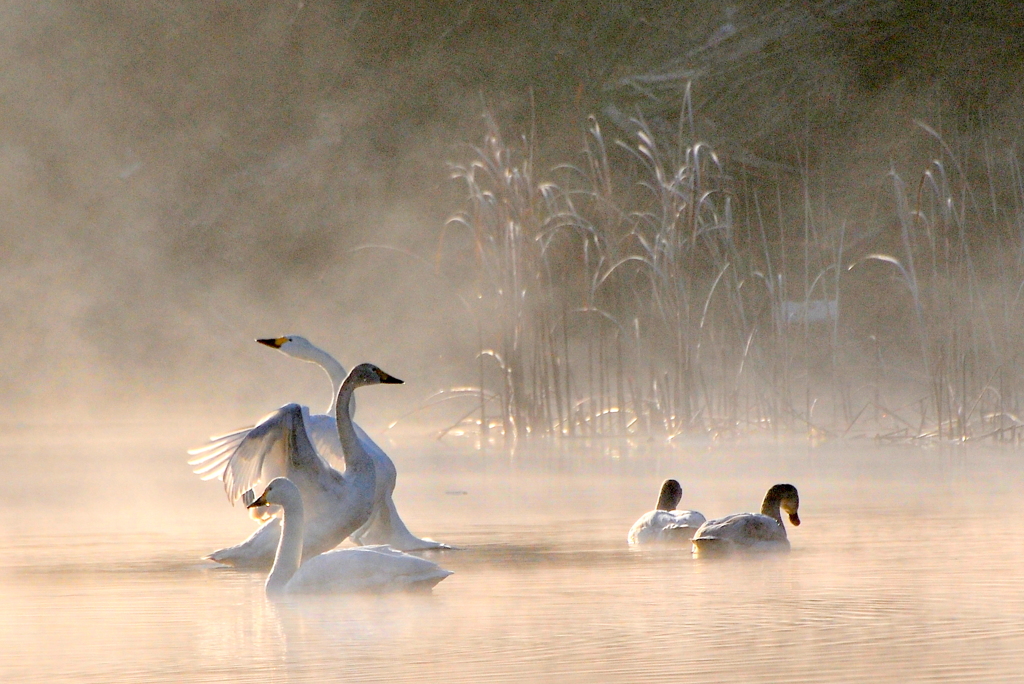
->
247, 477, 303, 509
656, 479, 683, 511
257, 335, 321, 361
763, 483, 800, 526
344, 363, 404, 388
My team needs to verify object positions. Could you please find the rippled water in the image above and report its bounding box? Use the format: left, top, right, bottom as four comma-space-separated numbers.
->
3, 424, 1024, 682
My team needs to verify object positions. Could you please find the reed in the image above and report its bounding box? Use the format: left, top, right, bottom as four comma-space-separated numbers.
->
441, 110, 1024, 445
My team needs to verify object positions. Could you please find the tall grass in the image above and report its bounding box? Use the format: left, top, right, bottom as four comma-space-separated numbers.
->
442, 112, 1024, 444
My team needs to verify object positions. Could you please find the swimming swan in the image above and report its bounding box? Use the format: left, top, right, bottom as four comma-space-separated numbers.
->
627, 479, 706, 545
195, 363, 401, 568
691, 483, 800, 555
248, 477, 452, 596
189, 335, 447, 552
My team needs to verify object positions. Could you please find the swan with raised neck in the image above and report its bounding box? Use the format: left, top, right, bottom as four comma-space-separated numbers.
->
655, 479, 682, 511
627, 479, 706, 545
252, 335, 448, 551
257, 336, 352, 416
196, 362, 402, 567
332, 362, 400, 482
251, 477, 307, 595
247, 477, 452, 596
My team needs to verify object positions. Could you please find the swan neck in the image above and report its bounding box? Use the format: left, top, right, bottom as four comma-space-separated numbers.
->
266, 498, 305, 595
656, 486, 681, 511
760, 494, 784, 526
300, 346, 350, 416
334, 379, 373, 476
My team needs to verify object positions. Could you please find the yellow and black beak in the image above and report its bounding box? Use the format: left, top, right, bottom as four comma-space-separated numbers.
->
256, 337, 288, 349
788, 511, 801, 526
247, 492, 270, 509
375, 368, 404, 384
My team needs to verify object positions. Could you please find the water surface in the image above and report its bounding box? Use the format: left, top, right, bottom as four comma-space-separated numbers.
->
3, 425, 1023, 682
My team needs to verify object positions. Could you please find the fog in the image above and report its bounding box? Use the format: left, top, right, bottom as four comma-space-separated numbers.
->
6, 5, 1024, 680
3, 1, 1024, 441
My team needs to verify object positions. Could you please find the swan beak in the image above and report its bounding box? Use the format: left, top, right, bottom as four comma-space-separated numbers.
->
256, 337, 287, 349
788, 512, 801, 526
375, 368, 404, 384
247, 492, 269, 509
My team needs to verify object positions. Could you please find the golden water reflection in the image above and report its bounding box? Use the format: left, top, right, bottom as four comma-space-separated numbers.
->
3, 428, 1023, 682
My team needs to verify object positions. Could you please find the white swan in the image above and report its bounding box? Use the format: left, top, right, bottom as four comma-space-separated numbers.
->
248, 477, 452, 596
189, 335, 447, 551
627, 479, 706, 545
193, 363, 401, 568
691, 483, 800, 556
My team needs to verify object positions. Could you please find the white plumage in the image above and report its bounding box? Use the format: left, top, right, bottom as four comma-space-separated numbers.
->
189, 336, 446, 555
190, 362, 402, 568
691, 483, 801, 555
628, 479, 706, 545
249, 478, 452, 596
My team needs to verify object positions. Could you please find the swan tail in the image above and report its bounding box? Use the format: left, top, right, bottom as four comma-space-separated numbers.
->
691, 537, 729, 556
205, 518, 281, 569
408, 569, 453, 590
352, 494, 452, 551
205, 547, 273, 569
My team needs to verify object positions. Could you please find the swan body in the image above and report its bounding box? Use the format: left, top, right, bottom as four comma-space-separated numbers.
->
249, 478, 452, 596
193, 363, 401, 568
628, 479, 706, 545
189, 336, 447, 553
691, 483, 800, 556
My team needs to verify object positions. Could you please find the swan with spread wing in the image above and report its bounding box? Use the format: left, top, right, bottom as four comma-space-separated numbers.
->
192, 362, 402, 568
189, 336, 446, 555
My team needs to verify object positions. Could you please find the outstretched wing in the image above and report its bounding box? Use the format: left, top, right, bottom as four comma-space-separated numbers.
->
187, 425, 254, 482
187, 403, 327, 502
305, 412, 345, 463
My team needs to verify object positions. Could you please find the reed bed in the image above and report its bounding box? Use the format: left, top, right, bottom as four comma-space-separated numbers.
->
440, 113, 1024, 445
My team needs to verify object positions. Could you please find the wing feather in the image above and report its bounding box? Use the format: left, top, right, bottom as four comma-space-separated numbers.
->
213, 404, 315, 502
189, 404, 334, 503
303, 412, 344, 465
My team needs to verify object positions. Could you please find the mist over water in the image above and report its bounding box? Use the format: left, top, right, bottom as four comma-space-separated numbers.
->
6, 434, 1024, 682
4, 2, 1024, 681
3, 1, 1022, 428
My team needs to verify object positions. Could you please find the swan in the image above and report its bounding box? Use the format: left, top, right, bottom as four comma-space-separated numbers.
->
690, 483, 801, 556
627, 479, 706, 545
248, 477, 452, 596
189, 335, 447, 551
194, 363, 401, 568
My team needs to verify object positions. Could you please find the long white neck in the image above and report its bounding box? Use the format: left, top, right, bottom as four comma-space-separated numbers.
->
291, 343, 354, 417
266, 494, 305, 596
334, 376, 375, 482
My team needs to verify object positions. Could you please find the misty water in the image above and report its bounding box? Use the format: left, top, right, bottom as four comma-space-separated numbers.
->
3, 425, 1024, 683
